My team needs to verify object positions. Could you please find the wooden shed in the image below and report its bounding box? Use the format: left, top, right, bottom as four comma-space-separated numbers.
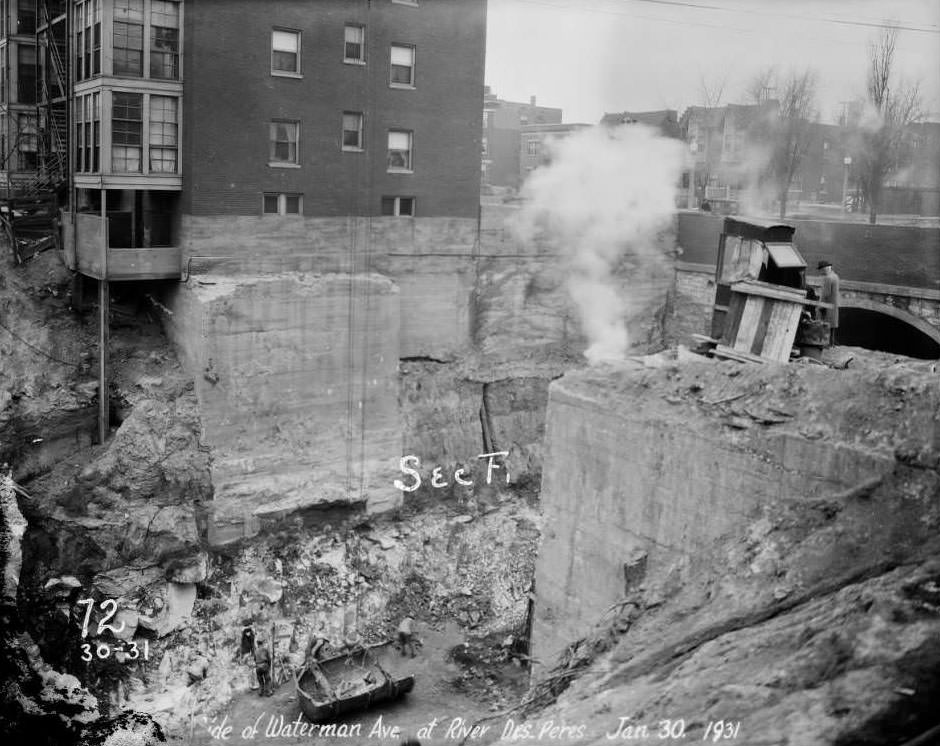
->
709, 217, 810, 363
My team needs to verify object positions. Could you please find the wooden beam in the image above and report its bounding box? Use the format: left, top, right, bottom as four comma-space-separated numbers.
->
713, 344, 768, 364
729, 280, 807, 303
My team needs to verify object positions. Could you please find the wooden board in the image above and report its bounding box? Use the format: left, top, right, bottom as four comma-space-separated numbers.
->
719, 292, 748, 345
733, 295, 766, 353
713, 344, 766, 364
760, 302, 803, 362
730, 279, 807, 303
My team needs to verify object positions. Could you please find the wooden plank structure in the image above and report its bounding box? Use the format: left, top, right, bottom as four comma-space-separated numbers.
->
704, 217, 822, 365
714, 280, 806, 363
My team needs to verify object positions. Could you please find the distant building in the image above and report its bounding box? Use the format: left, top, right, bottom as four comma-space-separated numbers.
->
482, 87, 561, 189
680, 100, 940, 216
518, 122, 590, 183
680, 101, 778, 207
882, 121, 940, 216
600, 110, 681, 139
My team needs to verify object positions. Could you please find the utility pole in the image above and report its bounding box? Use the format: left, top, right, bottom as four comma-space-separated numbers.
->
841, 156, 852, 215
98, 188, 108, 444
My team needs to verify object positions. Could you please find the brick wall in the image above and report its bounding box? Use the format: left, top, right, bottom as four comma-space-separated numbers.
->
182, 0, 485, 218
677, 211, 940, 290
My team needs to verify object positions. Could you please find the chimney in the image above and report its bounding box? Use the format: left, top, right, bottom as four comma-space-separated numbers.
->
530, 95, 536, 107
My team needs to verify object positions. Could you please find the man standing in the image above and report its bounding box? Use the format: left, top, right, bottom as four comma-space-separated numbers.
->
254, 634, 272, 697
398, 616, 416, 658
818, 260, 840, 346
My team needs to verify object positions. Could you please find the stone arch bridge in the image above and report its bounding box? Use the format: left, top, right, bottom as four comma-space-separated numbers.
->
674, 212, 940, 358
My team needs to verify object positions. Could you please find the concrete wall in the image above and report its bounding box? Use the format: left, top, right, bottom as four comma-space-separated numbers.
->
676, 211, 940, 290
164, 273, 402, 545
182, 0, 485, 217
531, 360, 936, 672
177, 216, 479, 360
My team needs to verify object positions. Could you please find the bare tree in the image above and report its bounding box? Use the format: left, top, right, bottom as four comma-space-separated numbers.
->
745, 66, 777, 105
855, 26, 922, 224
757, 69, 818, 218
699, 72, 727, 108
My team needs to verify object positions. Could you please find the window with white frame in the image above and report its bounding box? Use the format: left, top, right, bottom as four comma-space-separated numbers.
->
75, 0, 102, 81
342, 112, 363, 150
381, 196, 415, 216
112, 91, 143, 172
263, 193, 302, 215
269, 120, 300, 165
344, 25, 364, 63
149, 95, 178, 173
389, 44, 415, 87
113, 0, 144, 77
272, 29, 301, 75
150, 0, 180, 79
75, 92, 100, 173
387, 129, 412, 171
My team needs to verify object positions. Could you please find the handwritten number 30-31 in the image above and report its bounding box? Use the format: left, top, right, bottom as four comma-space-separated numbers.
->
77, 598, 125, 638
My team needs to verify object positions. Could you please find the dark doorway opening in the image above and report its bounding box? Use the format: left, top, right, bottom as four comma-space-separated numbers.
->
838, 308, 940, 360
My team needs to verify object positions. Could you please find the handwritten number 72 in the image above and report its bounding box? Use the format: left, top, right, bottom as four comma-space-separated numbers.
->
76, 598, 126, 638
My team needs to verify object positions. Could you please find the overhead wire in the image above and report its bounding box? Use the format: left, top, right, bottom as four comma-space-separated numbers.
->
513, 0, 940, 34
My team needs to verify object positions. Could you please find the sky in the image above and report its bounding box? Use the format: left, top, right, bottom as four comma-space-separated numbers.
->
484, 0, 940, 124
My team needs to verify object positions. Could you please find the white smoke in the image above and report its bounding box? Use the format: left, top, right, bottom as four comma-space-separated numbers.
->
510, 124, 684, 364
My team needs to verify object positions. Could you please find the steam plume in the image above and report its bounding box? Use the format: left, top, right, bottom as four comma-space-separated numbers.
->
511, 124, 684, 364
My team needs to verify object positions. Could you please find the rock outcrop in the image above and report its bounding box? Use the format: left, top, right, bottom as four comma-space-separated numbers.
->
510, 353, 940, 745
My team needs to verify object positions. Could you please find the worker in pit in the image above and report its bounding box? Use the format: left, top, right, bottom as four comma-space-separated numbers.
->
398, 616, 417, 658
254, 633, 272, 697
305, 626, 330, 665
817, 260, 841, 346
240, 618, 260, 690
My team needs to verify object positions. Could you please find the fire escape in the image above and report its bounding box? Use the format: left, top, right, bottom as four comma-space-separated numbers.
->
0, 1, 68, 262
36, 0, 69, 197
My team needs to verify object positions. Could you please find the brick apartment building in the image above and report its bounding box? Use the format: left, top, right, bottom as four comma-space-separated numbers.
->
0, 0, 486, 278
482, 86, 561, 189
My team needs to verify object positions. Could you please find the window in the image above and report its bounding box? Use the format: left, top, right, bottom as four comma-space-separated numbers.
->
151, 1, 180, 79
391, 0, 419, 6
112, 91, 143, 172
381, 196, 415, 216
17, 0, 36, 34
269, 120, 300, 165
272, 29, 300, 75
263, 193, 302, 215
389, 44, 414, 87
387, 130, 412, 171
75, 0, 102, 81
342, 112, 363, 150
17, 45, 36, 104
344, 25, 364, 63
16, 113, 37, 171
113, 0, 144, 77
525, 139, 539, 155
149, 95, 178, 173
75, 92, 100, 173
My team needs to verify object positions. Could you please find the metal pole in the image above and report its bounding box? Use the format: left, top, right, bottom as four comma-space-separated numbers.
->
98, 278, 108, 443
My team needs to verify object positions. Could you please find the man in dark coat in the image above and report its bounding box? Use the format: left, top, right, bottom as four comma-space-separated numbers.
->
254, 634, 272, 696
818, 260, 840, 345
